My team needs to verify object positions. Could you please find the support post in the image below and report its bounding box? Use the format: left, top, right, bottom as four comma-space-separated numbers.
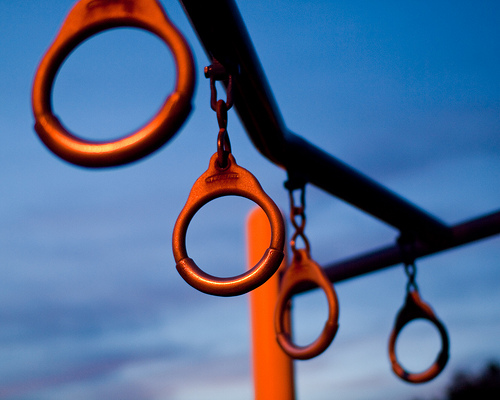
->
247, 207, 295, 400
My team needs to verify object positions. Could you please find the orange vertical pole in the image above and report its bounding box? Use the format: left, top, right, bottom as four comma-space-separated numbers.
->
247, 207, 295, 400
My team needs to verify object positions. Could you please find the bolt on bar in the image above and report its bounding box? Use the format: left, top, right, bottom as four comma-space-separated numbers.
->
179, 0, 451, 245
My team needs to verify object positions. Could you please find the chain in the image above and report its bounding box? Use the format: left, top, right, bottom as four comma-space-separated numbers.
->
215, 100, 231, 169
404, 261, 419, 292
206, 61, 234, 169
398, 234, 419, 293
287, 183, 311, 255
204, 61, 234, 111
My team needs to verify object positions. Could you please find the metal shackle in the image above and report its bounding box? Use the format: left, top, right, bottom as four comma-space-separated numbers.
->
275, 248, 339, 360
32, 0, 195, 167
388, 289, 449, 383
172, 153, 285, 297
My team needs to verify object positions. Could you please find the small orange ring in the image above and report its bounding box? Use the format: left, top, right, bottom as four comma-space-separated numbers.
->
388, 290, 449, 383
275, 249, 339, 359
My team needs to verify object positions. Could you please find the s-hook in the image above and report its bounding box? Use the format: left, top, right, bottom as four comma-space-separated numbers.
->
388, 247, 449, 383
32, 0, 195, 168
172, 65, 285, 297
274, 181, 339, 359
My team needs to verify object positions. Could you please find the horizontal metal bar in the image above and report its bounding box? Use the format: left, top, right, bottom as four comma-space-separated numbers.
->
293, 210, 500, 293
179, 0, 451, 245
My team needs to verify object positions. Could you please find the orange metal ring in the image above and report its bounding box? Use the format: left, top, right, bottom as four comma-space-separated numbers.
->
173, 153, 285, 297
32, 0, 195, 167
275, 248, 339, 360
388, 289, 449, 383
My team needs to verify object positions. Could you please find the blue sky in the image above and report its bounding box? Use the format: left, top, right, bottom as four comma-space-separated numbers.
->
0, 0, 499, 399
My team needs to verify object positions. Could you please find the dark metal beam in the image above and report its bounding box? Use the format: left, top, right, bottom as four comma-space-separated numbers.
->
179, 0, 287, 163
300, 210, 500, 292
179, 0, 451, 245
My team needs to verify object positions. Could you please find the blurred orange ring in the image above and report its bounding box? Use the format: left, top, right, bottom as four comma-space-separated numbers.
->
32, 0, 195, 167
388, 290, 449, 383
275, 249, 339, 360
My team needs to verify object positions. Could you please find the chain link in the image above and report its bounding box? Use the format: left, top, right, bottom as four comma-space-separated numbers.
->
206, 62, 234, 169
404, 261, 419, 292
288, 185, 311, 254
205, 61, 233, 111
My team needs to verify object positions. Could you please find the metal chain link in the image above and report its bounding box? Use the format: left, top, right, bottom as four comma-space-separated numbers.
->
206, 62, 234, 169
288, 184, 311, 254
404, 261, 419, 292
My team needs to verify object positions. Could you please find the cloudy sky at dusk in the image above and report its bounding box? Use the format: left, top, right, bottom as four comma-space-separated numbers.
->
0, 1, 499, 399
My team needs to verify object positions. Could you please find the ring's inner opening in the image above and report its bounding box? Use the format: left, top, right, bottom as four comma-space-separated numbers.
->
52, 28, 175, 141
396, 319, 442, 373
186, 196, 270, 279
290, 286, 329, 347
